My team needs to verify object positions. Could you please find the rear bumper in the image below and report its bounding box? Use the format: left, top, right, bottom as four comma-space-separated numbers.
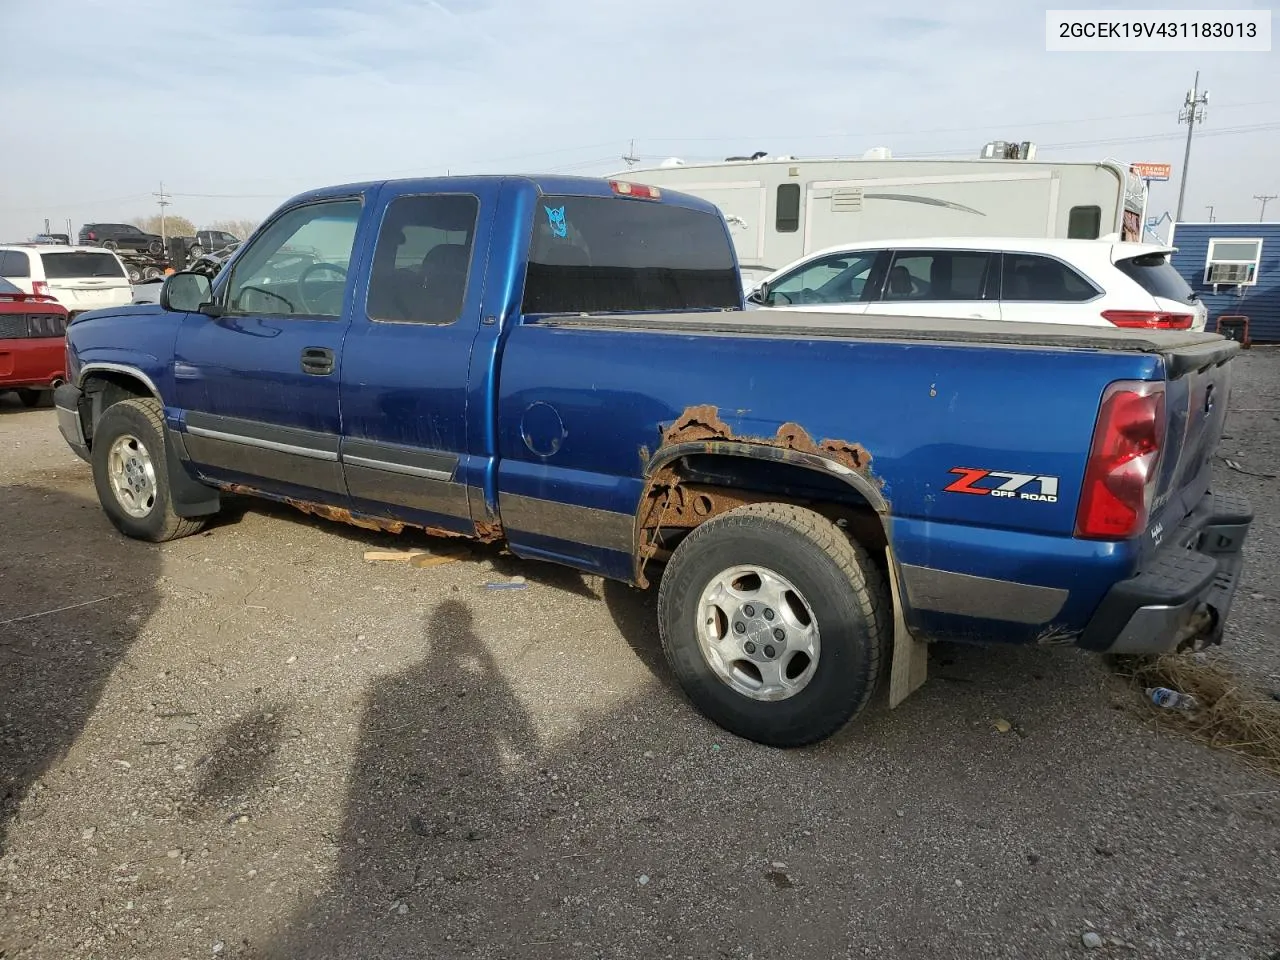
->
1078, 491, 1252, 655
0, 337, 65, 390
55, 381, 90, 462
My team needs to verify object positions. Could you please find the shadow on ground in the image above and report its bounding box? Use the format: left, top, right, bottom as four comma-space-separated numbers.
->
253, 587, 1234, 960
0, 479, 160, 854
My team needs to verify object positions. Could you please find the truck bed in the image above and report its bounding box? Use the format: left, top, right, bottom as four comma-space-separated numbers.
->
543, 310, 1236, 375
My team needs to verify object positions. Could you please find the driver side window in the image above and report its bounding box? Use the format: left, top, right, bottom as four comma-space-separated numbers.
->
225, 199, 361, 318
767, 251, 878, 306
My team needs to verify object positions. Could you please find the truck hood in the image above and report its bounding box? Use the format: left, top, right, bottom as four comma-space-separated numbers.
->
69, 303, 173, 326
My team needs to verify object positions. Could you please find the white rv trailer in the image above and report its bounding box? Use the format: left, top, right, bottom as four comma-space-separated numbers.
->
618, 148, 1148, 284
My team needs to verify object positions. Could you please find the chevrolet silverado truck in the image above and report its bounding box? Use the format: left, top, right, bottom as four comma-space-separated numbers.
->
54, 174, 1251, 748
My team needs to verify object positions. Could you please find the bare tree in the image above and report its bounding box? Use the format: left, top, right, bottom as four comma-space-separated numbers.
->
207, 218, 260, 241
132, 214, 196, 238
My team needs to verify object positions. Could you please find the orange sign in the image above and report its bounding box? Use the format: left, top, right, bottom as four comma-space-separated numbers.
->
1131, 162, 1171, 181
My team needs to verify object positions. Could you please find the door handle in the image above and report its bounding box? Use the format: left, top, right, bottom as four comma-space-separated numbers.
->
301, 346, 335, 376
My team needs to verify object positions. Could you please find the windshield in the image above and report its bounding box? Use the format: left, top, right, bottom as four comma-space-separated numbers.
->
522, 195, 740, 315
40, 251, 126, 279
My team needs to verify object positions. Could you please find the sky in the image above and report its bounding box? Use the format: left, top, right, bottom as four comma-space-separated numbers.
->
1, 0, 1276, 241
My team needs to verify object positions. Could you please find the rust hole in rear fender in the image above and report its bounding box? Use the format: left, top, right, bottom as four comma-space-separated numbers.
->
633, 404, 878, 586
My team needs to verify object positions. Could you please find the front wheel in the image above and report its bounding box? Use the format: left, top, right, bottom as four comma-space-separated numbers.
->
657, 503, 890, 748
91, 398, 206, 542
126, 264, 143, 283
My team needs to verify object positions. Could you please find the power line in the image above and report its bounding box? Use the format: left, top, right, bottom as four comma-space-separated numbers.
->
639, 98, 1279, 146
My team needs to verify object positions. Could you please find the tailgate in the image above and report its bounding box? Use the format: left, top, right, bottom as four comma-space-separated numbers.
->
1148, 339, 1238, 540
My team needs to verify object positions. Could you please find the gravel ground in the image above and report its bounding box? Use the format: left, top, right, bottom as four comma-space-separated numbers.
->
1, 350, 1278, 960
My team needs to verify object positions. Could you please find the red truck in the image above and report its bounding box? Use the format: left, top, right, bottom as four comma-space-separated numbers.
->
0, 278, 67, 407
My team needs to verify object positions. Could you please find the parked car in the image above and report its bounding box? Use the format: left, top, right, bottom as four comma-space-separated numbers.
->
185, 229, 242, 260
747, 238, 1209, 331
78, 223, 164, 255
0, 245, 132, 318
54, 175, 1249, 748
0, 276, 68, 407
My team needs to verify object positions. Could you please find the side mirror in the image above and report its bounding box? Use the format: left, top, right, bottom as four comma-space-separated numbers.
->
754, 281, 771, 306
159, 271, 214, 313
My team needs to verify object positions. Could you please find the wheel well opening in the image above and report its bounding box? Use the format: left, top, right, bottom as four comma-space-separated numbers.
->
637, 451, 888, 584
80, 372, 157, 447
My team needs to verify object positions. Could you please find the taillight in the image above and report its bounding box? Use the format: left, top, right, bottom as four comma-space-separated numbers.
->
86, 231, 96, 240
1102, 310, 1193, 330
1075, 381, 1165, 540
32, 280, 52, 298
610, 180, 661, 200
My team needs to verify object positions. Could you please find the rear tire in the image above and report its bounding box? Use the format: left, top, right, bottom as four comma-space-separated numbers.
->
102, 239, 118, 251
657, 503, 890, 748
126, 264, 143, 283
91, 398, 206, 542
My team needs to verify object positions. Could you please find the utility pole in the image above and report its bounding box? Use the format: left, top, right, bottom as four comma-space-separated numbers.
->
1175, 70, 1208, 223
153, 181, 172, 245
1254, 194, 1277, 221
621, 139, 639, 169
1205, 204, 1215, 222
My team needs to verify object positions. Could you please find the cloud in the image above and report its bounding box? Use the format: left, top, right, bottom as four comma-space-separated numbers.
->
0, 0, 1276, 238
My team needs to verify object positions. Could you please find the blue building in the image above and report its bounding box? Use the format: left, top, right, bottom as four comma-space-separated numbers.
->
1168, 221, 1280, 343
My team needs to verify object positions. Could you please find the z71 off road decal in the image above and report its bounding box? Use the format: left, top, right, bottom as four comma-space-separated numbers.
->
944, 468, 1060, 503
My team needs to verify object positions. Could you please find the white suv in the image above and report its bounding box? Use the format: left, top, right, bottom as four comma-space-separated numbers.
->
747, 238, 1208, 331
0, 244, 133, 318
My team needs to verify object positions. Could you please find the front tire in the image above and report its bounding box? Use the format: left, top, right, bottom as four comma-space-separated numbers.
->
657, 503, 889, 748
91, 398, 205, 542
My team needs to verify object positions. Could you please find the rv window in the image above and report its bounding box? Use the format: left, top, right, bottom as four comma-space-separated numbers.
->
881, 251, 994, 302
776, 184, 800, 233
1067, 205, 1102, 239
1001, 253, 1099, 302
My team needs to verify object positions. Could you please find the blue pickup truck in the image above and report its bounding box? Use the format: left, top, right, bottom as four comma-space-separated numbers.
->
54, 174, 1251, 747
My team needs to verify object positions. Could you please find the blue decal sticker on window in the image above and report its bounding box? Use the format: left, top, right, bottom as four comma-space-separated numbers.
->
544, 205, 567, 239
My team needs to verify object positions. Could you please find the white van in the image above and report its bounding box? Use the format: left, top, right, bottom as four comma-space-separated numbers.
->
0, 244, 132, 318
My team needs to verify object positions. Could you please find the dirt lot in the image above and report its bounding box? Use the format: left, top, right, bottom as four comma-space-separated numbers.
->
2, 351, 1278, 960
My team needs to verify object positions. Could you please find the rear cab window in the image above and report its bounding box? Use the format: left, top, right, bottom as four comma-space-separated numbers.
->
40, 252, 127, 279
366, 194, 480, 325
522, 195, 741, 315
1115, 252, 1196, 304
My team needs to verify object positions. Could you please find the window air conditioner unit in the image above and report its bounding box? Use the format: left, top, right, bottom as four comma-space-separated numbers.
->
1206, 262, 1253, 285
